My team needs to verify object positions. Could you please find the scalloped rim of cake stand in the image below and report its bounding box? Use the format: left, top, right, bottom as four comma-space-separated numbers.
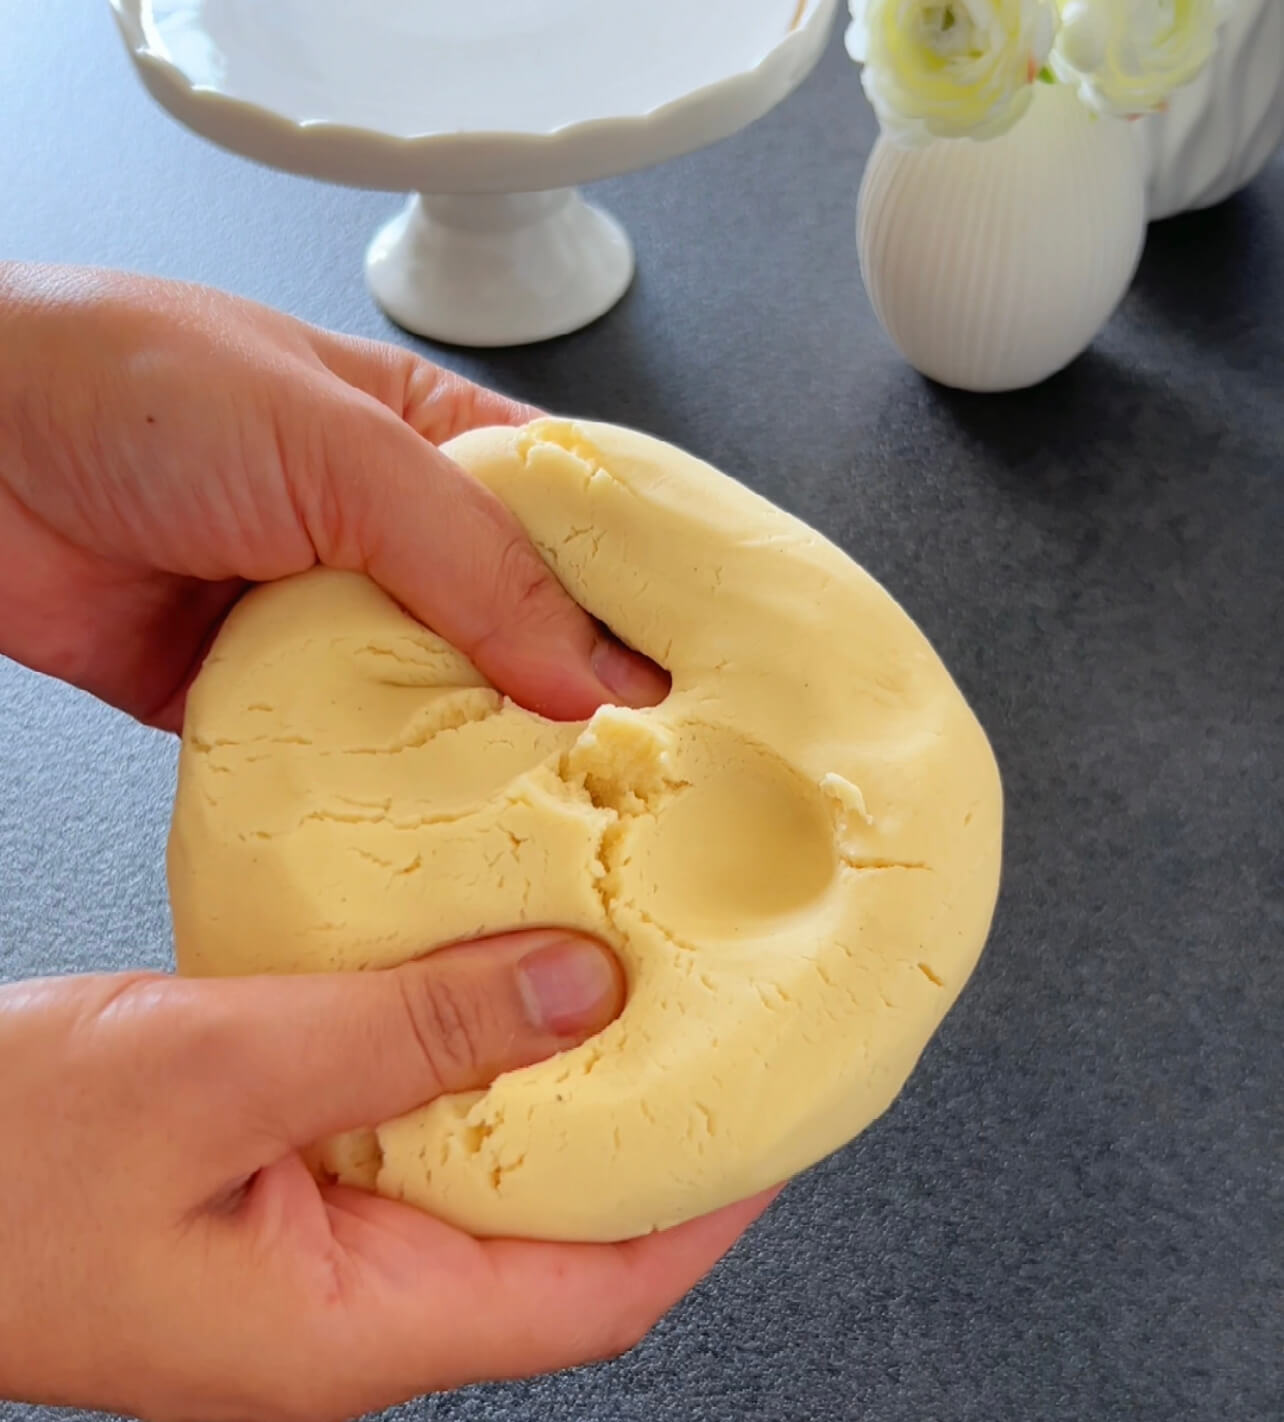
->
108, 0, 840, 194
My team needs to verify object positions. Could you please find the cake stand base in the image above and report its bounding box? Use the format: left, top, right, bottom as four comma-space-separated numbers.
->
365, 189, 635, 347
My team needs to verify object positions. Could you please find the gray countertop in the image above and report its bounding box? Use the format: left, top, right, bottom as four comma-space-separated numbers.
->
1, 6, 1281, 1421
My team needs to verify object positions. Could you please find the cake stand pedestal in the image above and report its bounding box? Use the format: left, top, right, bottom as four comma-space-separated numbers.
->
366, 191, 633, 349
110, 0, 838, 346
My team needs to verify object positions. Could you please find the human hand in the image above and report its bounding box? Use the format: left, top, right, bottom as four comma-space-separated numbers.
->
0, 932, 776, 1421
0, 263, 667, 728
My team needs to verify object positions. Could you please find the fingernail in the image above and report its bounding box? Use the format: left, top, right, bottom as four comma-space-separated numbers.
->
517, 938, 620, 1036
591, 638, 670, 708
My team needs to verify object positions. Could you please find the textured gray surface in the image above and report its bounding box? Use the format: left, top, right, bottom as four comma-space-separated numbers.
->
2, 5, 1282, 1421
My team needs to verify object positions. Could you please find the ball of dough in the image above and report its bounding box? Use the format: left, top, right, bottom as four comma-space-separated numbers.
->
168, 419, 1002, 1242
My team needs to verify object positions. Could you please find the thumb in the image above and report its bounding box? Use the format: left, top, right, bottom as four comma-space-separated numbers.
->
186, 931, 623, 1171
297, 388, 668, 722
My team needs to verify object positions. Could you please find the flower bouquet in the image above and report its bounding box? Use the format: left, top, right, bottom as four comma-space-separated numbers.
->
847, 1, 1242, 392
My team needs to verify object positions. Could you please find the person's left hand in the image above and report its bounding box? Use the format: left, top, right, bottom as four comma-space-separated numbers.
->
0, 263, 669, 729
0, 933, 776, 1421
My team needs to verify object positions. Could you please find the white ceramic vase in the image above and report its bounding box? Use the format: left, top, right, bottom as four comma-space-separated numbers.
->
1133, 0, 1284, 221
857, 84, 1147, 394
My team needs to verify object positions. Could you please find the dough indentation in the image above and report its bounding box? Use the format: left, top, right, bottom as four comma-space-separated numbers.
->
625, 724, 839, 942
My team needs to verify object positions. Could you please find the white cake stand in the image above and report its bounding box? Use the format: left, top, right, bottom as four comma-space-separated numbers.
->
110, 0, 838, 346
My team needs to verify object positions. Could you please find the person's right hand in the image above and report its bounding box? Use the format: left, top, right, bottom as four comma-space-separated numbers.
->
0, 931, 776, 1422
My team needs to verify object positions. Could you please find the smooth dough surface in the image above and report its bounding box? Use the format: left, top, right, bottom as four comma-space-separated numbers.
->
169, 419, 1003, 1242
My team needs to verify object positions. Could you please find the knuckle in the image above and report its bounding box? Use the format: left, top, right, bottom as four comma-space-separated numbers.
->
305, 461, 352, 565
401, 361, 464, 442
306, 422, 378, 570
398, 971, 488, 1090
466, 529, 575, 670
493, 532, 564, 627
401, 361, 527, 444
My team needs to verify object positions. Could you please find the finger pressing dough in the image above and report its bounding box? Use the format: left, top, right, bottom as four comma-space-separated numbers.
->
168, 419, 1003, 1242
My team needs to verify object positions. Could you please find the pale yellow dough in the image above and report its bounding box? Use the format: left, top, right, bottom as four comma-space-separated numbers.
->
169, 419, 1003, 1242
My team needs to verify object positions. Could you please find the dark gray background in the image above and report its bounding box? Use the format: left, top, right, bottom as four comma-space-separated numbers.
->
1, 4, 1281, 1421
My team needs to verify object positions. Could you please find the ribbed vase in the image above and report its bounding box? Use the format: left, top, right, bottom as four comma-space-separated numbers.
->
1134, 0, 1284, 221
857, 84, 1148, 394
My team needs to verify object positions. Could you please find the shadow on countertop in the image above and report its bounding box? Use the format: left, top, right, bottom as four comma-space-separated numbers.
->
1129, 179, 1284, 333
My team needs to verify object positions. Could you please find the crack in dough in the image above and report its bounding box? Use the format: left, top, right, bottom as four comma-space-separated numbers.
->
169, 419, 1003, 1242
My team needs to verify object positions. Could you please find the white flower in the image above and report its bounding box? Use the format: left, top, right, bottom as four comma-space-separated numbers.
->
1050, 0, 1228, 117
846, 0, 1060, 146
